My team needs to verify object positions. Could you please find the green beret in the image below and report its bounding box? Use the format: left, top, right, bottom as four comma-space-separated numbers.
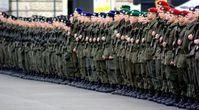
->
120, 5, 131, 10
140, 11, 148, 17
129, 11, 140, 16
131, 10, 139, 12
120, 8, 130, 15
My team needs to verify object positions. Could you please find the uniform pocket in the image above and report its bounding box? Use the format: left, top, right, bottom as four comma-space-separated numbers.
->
176, 54, 186, 68
195, 51, 199, 61
132, 52, 138, 63
164, 51, 173, 65
145, 48, 154, 60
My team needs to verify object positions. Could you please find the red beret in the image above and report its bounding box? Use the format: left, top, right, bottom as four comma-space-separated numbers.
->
148, 8, 158, 13
180, 10, 189, 16
157, 1, 169, 6
160, 6, 170, 12
169, 8, 181, 15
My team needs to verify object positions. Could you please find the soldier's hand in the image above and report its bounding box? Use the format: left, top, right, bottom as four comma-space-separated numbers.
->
130, 38, 134, 43
163, 42, 167, 47
75, 37, 79, 42
170, 61, 175, 65
74, 33, 77, 38
177, 39, 182, 45
194, 39, 199, 44
188, 34, 193, 40
102, 55, 106, 60
141, 38, 145, 43
196, 45, 199, 51
159, 37, 163, 43
114, 30, 118, 35
136, 39, 139, 44
109, 56, 113, 59
155, 34, 160, 39
73, 48, 76, 52
67, 31, 71, 36
116, 33, 120, 38
152, 31, 156, 36
172, 41, 176, 46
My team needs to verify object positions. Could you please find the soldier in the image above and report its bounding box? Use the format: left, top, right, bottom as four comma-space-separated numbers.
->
161, 8, 181, 106
186, 6, 199, 109
102, 12, 116, 90
142, 8, 158, 99
173, 10, 190, 108
151, 6, 170, 102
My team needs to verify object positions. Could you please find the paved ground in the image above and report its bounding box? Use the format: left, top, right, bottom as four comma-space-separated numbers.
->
0, 74, 183, 110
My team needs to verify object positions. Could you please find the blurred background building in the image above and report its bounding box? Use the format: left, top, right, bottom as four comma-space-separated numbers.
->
0, 0, 196, 17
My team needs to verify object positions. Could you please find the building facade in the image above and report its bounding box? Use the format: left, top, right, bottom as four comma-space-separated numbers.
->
8, 0, 131, 17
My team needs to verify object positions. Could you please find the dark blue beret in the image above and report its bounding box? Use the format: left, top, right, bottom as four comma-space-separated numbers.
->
85, 12, 92, 17
93, 13, 99, 17
75, 8, 83, 12
109, 10, 116, 14
100, 12, 106, 18
194, 5, 199, 11
107, 12, 115, 17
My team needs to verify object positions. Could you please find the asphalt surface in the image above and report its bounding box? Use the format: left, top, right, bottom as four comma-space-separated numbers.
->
0, 74, 183, 110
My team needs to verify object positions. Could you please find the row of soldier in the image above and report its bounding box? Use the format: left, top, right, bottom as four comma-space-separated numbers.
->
0, 14, 79, 80
0, 1, 199, 109
71, 4, 199, 109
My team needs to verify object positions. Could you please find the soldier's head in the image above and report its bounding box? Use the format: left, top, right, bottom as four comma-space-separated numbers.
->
179, 10, 189, 25
106, 12, 114, 23
138, 12, 148, 23
168, 8, 180, 23
193, 5, 199, 17
99, 13, 107, 23
147, 8, 158, 21
159, 6, 170, 19
2, 12, 8, 18
74, 8, 83, 17
186, 10, 196, 23
91, 13, 98, 22
124, 10, 130, 21
113, 10, 121, 21
120, 8, 130, 21
129, 10, 139, 23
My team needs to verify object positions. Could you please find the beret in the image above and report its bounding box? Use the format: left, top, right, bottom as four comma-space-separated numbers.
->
100, 12, 107, 18
157, 1, 169, 6
169, 8, 181, 15
160, 6, 170, 12
193, 5, 199, 11
180, 10, 189, 16
120, 5, 131, 10
93, 13, 99, 17
129, 11, 140, 16
107, 12, 115, 17
148, 7, 158, 13
84, 12, 92, 17
75, 8, 83, 14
